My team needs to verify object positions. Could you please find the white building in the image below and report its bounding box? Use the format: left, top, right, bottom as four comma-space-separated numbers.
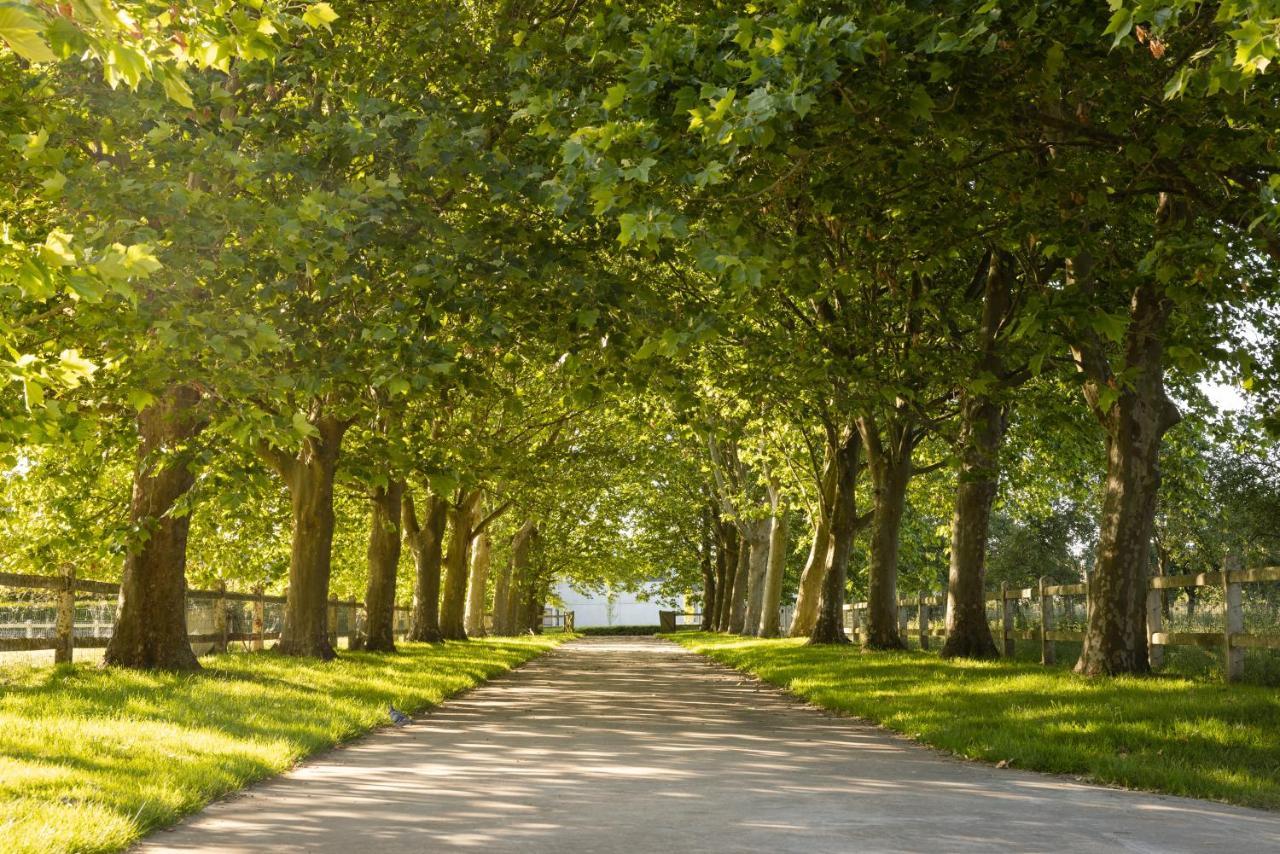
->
551, 579, 684, 628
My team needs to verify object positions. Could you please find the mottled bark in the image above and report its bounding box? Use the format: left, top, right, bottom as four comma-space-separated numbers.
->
464, 531, 492, 637
363, 480, 405, 653
439, 490, 482, 640
808, 433, 859, 645
1073, 277, 1180, 675
714, 520, 738, 632
105, 384, 204, 671
404, 490, 448, 643
943, 252, 1010, 660
700, 505, 717, 631
509, 521, 538, 633
727, 529, 751, 634
789, 439, 838, 637
859, 415, 911, 650
810, 429, 861, 645
260, 416, 348, 660
742, 517, 772, 636
492, 555, 514, 635
1071, 196, 1184, 676
758, 485, 788, 638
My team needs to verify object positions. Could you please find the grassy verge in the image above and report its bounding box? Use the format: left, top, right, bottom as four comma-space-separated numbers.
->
0, 636, 562, 853
668, 632, 1280, 811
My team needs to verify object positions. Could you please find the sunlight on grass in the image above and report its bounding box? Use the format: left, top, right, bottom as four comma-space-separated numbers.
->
0, 637, 561, 853
670, 632, 1280, 811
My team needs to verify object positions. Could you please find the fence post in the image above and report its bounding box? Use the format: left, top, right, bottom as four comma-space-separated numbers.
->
55, 563, 75, 664
213, 580, 228, 654
253, 585, 265, 651
917, 593, 929, 650
1223, 554, 1243, 682
328, 596, 339, 648
1146, 580, 1164, 670
1038, 576, 1055, 665
1001, 582, 1013, 657
898, 601, 909, 643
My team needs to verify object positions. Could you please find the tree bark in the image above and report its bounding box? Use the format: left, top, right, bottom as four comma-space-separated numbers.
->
700, 504, 717, 631
260, 416, 348, 660
363, 479, 405, 653
858, 415, 911, 650
439, 490, 482, 640
942, 252, 1011, 660
492, 555, 514, 635
810, 428, 860, 645
464, 531, 492, 637
105, 384, 205, 671
727, 527, 751, 633
714, 519, 737, 631
789, 438, 839, 637
1070, 194, 1184, 676
404, 490, 448, 642
758, 478, 788, 637
509, 520, 538, 633
742, 517, 772, 635
1073, 277, 1181, 675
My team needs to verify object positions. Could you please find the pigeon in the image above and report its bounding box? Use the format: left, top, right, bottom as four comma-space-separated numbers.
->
388, 705, 411, 727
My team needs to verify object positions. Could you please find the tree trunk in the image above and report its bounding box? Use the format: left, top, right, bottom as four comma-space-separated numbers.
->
789, 439, 838, 637
439, 490, 482, 641
404, 491, 448, 643
742, 517, 772, 635
758, 496, 788, 638
363, 480, 405, 653
492, 555, 514, 635
105, 384, 204, 671
810, 429, 860, 645
464, 531, 492, 637
1074, 276, 1180, 676
727, 527, 751, 633
263, 416, 347, 660
509, 520, 537, 633
715, 522, 739, 631
859, 416, 911, 650
700, 504, 717, 631
942, 252, 1011, 660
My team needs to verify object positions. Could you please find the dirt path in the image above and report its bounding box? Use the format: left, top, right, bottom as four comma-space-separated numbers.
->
137, 636, 1280, 853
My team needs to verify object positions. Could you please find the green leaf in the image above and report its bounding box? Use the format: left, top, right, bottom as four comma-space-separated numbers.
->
39, 231, 75, 267
302, 3, 339, 30
17, 257, 54, 299
291, 411, 319, 438
160, 69, 195, 109
0, 7, 56, 63
602, 83, 627, 111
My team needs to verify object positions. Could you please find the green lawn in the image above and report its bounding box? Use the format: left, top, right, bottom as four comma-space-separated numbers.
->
669, 632, 1280, 811
0, 637, 562, 853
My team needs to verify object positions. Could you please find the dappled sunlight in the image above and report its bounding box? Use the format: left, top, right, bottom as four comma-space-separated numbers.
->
0, 637, 559, 852
674, 632, 1280, 812
136, 637, 1280, 853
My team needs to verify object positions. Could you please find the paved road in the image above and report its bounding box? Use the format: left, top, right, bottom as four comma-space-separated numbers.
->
138, 636, 1280, 853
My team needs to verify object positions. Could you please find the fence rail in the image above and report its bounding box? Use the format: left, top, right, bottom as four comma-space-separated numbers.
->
0, 566, 411, 662
844, 565, 1280, 681
542, 609, 576, 631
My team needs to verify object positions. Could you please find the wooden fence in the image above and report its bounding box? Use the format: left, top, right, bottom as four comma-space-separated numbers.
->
0, 567, 411, 663
846, 565, 1280, 682
542, 609, 575, 631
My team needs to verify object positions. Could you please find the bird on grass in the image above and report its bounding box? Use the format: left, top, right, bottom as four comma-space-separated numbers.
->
388, 705, 411, 727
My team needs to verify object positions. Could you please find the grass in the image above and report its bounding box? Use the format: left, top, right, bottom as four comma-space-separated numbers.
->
0, 636, 562, 853
668, 631, 1280, 811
